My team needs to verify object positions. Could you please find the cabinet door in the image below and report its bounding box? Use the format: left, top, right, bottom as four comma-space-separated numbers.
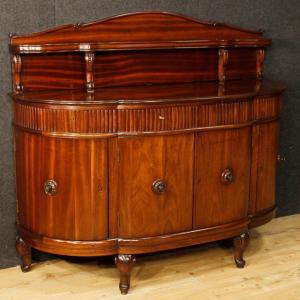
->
249, 122, 279, 215
15, 130, 108, 241
194, 128, 250, 228
117, 134, 194, 238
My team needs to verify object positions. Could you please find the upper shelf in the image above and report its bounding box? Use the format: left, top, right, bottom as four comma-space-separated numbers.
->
9, 12, 275, 94
10, 12, 271, 53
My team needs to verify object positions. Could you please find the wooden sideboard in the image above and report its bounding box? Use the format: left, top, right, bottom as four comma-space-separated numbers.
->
10, 12, 285, 294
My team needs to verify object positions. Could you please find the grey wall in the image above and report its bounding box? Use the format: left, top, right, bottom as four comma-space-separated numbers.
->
0, 0, 299, 268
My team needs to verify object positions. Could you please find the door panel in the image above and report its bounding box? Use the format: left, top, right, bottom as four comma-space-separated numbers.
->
15, 130, 108, 241
118, 134, 194, 238
194, 127, 250, 228
249, 122, 279, 215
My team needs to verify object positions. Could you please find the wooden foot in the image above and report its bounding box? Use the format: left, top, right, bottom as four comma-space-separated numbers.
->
16, 236, 32, 272
115, 254, 136, 295
233, 232, 249, 268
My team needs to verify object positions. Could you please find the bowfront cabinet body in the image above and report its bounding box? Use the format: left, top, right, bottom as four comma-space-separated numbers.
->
10, 12, 285, 294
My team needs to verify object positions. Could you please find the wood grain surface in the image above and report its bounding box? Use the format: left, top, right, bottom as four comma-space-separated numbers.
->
15, 129, 108, 241
194, 127, 250, 228
11, 80, 286, 104
16, 48, 260, 90
21, 53, 85, 90
249, 122, 280, 216
10, 12, 271, 91
10, 12, 270, 52
93, 49, 219, 87
12, 94, 281, 136
117, 134, 194, 238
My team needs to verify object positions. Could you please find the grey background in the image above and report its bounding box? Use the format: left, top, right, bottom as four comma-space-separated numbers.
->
0, 0, 299, 268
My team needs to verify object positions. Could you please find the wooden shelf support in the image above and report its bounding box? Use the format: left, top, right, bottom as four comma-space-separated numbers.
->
256, 49, 265, 80
218, 48, 229, 85
85, 52, 95, 93
12, 54, 23, 93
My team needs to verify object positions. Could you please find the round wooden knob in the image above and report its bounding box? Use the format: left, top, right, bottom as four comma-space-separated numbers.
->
44, 179, 58, 196
152, 179, 167, 194
221, 169, 234, 183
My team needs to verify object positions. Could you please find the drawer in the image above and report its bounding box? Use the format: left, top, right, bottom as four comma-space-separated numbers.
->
14, 100, 253, 135
118, 101, 251, 133
13, 102, 118, 134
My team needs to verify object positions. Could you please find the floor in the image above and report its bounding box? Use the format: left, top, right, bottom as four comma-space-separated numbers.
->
0, 214, 299, 300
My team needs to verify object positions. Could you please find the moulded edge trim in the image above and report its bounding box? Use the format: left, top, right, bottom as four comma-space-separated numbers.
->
248, 206, 276, 229
17, 218, 249, 256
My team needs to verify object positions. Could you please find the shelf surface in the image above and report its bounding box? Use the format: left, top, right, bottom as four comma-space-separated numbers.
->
11, 79, 286, 105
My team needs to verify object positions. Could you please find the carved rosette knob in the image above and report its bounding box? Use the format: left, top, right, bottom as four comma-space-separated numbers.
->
221, 168, 234, 183
152, 179, 167, 194
44, 179, 58, 196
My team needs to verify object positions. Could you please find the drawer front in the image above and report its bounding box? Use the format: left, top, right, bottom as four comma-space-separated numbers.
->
15, 129, 108, 241
194, 127, 251, 228
14, 100, 251, 135
13, 102, 117, 134
13, 96, 280, 136
118, 101, 251, 133
117, 133, 194, 238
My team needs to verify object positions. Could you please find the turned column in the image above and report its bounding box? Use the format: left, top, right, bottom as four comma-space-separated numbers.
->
233, 232, 249, 268
16, 236, 32, 272
115, 254, 136, 295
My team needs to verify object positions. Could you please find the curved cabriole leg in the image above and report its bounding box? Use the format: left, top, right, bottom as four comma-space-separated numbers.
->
233, 232, 249, 268
16, 236, 32, 272
115, 254, 136, 295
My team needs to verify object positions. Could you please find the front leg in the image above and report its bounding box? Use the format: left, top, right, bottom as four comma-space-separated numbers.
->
233, 232, 249, 268
16, 236, 32, 272
115, 254, 136, 295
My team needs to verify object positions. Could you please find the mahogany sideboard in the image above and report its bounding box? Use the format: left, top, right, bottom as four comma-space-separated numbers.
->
10, 12, 285, 294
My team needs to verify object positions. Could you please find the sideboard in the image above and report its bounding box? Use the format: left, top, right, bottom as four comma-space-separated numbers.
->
10, 12, 285, 294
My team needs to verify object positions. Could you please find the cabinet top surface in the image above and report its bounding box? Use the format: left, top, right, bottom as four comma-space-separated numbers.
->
11, 80, 285, 105
10, 11, 270, 53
